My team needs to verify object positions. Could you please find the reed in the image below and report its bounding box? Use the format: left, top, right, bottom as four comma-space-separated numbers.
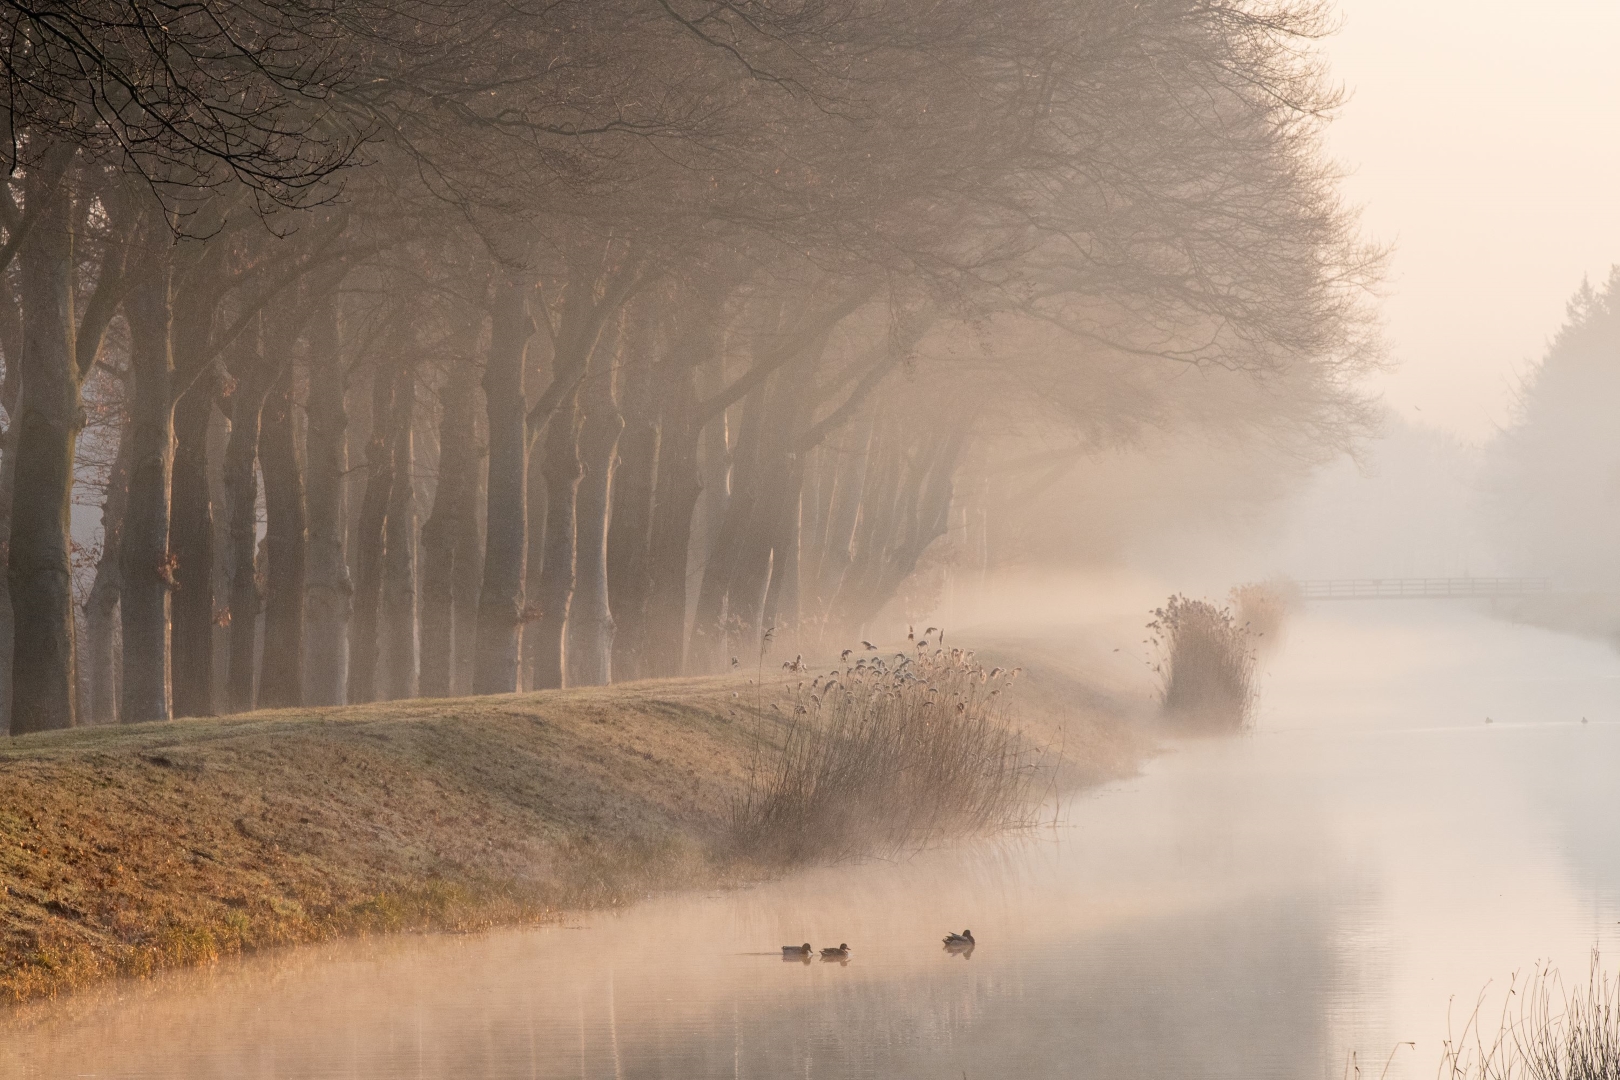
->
729, 642, 1041, 864
1149, 594, 1257, 731
1439, 954, 1620, 1080
1230, 578, 1300, 651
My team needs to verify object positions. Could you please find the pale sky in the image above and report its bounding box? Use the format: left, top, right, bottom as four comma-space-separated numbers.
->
1321, 1, 1620, 442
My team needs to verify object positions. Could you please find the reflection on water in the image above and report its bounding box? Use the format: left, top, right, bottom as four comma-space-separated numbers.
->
3, 607, 1618, 1079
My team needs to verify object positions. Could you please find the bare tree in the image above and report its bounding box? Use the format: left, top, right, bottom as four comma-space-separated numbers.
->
120, 245, 175, 723
302, 297, 349, 705
470, 276, 534, 694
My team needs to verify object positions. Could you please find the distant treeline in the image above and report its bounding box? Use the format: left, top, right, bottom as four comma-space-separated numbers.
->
0, 0, 1377, 731
1483, 269, 1620, 592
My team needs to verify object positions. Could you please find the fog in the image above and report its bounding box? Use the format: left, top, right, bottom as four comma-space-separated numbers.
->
7, 611, 1620, 1080
2, 1, 1619, 1077
1324, 0, 1620, 440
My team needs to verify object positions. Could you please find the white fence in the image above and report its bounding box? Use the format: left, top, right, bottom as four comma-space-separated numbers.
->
1295, 578, 1554, 601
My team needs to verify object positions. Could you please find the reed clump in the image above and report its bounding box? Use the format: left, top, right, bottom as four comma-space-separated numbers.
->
1439, 953, 1620, 1080
1149, 594, 1257, 731
1230, 578, 1300, 651
729, 642, 1040, 865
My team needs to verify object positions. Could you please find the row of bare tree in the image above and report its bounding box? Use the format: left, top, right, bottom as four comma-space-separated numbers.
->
0, 0, 1378, 731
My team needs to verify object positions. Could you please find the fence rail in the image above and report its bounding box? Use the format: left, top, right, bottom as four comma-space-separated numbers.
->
1295, 578, 1554, 601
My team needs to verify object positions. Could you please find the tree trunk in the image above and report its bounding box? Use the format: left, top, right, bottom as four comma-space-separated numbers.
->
348, 360, 397, 704
302, 298, 350, 705
825, 423, 965, 635
121, 264, 176, 723
723, 406, 787, 655
9, 145, 81, 734
640, 359, 704, 679
519, 407, 548, 690
566, 349, 623, 687
420, 357, 480, 698
759, 456, 805, 639
419, 423, 454, 697
84, 422, 133, 725
452, 435, 485, 695
696, 357, 732, 590
258, 360, 306, 709
380, 371, 417, 699
530, 385, 581, 690
0, 318, 22, 732
725, 362, 816, 654
208, 406, 232, 696
472, 279, 532, 694
605, 319, 659, 682
827, 433, 902, 635
723, 503, 775, 659
864, 429, 964, 619
798, 445, 834, 639
222, 330, 271, 713
689, 379, 769, 673
809, 416, 874, 640
169, 303, 217, 719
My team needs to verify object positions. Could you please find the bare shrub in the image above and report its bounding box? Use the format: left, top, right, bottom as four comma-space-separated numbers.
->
730, 644, 1040, 865
1439, 953, 1620, 1080
1148, 595, 1256, 731
1230, 578, 1301, 651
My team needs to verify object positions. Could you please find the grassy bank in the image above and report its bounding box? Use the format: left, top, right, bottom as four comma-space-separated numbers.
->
0, 649, 1149, 1006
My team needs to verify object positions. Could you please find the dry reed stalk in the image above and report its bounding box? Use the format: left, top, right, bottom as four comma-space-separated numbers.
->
729, 641, 1041, 864
1439, 953, 1620, 1080
1148, 594, 1257, 731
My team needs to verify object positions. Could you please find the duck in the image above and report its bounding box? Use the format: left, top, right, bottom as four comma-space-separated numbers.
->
943, 929, 975, 948
781, 943, 813, 958
820, 943, 851, 960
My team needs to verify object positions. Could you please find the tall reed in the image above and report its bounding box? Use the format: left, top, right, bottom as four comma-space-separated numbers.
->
1149, 594, 1257, 731
730, 643, 1039, 864
1439, 954, 1620, 1080
1230, 578, 1300, 651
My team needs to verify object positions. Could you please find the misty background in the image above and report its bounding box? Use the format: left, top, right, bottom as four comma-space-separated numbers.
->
952, 0, 1620, 622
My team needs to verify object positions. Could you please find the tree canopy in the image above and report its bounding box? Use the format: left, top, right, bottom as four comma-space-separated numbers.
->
0, 0, 1380, 729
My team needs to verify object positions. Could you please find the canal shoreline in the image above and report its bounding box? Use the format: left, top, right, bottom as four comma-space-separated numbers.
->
0, 635, 1154, 1007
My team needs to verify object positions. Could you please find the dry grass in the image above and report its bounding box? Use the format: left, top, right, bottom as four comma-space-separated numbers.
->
1149, 594, 1257, 732
0, 649, 1149, 1007
0, 680, 761, 1005
1440, 954, 1620, 1080
729, 644, 1042, 864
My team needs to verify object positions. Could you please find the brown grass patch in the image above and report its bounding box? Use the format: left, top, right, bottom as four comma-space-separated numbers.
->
0, 681, 753, 1005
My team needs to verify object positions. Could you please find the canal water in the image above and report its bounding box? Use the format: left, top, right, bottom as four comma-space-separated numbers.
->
3, 606, 1618, 1078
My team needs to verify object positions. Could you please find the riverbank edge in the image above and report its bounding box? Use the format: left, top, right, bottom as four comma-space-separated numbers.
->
1492, 591, 1620, 647
0, 643, 1153, 1006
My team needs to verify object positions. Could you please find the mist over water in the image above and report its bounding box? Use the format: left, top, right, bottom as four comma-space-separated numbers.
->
6, 605, 1616, 1079
1, 0, 1616, 1073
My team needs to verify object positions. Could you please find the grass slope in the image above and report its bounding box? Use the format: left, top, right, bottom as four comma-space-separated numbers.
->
0, 651, 1148, 1005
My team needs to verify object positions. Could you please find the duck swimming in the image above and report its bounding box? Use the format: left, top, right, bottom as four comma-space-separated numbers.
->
820, 943, 851, 960
943, 929, 975, 948
781, 943, 813, 958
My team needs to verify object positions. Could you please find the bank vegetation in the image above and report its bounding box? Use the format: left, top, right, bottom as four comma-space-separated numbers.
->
0, 644, 1148, 1004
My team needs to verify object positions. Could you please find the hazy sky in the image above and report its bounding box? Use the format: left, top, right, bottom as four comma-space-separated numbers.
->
1322, 1, 1620, 442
